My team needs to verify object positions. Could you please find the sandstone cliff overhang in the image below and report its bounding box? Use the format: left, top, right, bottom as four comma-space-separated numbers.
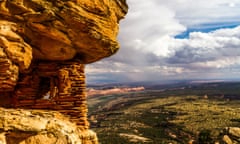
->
0, 0, 128, 63
0, 1, 128, 143
0, 0, 128, 93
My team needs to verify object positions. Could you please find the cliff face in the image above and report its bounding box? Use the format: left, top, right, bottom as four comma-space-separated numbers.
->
0, 0, 128, 144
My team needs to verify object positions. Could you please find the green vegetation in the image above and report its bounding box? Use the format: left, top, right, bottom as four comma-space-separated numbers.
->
87, 82, 240, 143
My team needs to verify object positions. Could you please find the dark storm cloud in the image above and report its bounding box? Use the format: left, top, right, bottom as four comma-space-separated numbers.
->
167, 47, 217, 64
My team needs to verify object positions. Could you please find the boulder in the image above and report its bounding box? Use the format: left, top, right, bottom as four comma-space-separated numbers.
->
228, 127, 240, 138
222, 135, 233, 144
217, 127, 240, 144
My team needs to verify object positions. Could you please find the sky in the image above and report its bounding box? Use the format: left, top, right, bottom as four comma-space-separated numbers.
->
86, 0, 240, 83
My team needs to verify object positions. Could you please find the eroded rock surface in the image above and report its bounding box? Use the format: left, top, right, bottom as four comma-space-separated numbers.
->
0, 0, 127, 91
0, 21, 32, 91
0, 0, 127, 63
0, 108, 98, 144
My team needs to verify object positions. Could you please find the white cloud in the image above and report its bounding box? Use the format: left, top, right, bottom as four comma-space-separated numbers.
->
159, 0, 240, 26
167, 26, 240, 64
86, 0, 240, 83
118, 0, 186, 56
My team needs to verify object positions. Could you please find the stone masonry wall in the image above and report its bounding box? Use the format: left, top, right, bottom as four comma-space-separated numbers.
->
10, 61, 89, 130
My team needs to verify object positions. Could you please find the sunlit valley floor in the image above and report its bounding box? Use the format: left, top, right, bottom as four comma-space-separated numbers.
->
87, 81, 240, 144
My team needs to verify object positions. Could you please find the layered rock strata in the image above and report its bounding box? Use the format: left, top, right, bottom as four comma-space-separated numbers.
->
0, 0, 128, 143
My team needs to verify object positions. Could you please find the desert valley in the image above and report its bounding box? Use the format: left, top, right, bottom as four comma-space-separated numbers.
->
87, 80, 240, 144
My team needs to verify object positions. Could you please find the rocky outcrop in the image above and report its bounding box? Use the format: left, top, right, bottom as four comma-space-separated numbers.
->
0, 108, 98, 144
221, 127, 240, 144
0, 21, 32, 91
0, 0, 128, 144
0, 0, 128, 90
0, 0, 127, 63
196, 127, 240, 144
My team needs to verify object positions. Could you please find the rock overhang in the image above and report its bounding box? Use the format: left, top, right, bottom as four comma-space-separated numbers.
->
0, 1, 128, 143
0, 0, 128, 64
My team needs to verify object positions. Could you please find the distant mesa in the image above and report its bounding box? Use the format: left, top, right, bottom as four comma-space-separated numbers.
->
87, 86, 145, 97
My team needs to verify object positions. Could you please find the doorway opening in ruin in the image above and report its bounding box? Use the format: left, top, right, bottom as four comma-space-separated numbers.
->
37, 76, 59, 100
37, 77, 51, 99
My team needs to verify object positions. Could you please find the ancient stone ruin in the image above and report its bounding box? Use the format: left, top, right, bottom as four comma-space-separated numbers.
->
0, 0, 127, 143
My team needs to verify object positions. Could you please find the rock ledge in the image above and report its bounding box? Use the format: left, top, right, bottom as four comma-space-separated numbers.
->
0, 108, 98, 144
